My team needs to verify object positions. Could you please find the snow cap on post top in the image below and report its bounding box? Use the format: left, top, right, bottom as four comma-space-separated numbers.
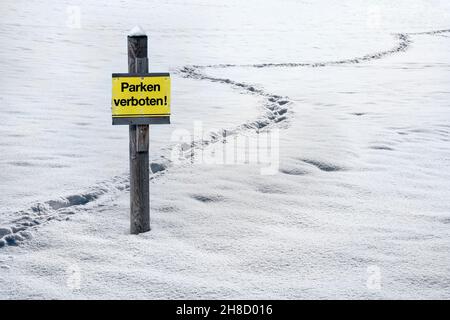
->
128, 25, 147, 37
127, 26, 148, 62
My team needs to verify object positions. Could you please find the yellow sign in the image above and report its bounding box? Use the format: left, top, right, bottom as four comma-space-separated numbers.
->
111, 73, 170, 125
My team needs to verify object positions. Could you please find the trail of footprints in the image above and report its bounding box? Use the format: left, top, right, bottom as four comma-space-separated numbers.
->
1, 29, 449, 248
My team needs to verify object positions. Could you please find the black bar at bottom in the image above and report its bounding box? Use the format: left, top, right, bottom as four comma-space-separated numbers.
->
0, 300, 441, 319
112, 116, 170, 125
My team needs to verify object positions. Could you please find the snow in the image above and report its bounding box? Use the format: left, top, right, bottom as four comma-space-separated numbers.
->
1, 0, 450, 299
128, 25, 146, 37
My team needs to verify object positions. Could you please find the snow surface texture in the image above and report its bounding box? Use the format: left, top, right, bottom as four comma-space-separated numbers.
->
1, 0, 450, 299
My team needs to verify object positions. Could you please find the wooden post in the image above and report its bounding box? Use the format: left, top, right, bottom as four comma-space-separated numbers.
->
128, 34, 150, 234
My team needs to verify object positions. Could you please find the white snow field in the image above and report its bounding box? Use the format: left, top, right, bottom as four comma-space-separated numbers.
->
1, 0, 450, 299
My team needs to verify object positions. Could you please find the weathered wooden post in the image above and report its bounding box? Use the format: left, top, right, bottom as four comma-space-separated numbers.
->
128, 33, 150, 234
111, 26, 171, 234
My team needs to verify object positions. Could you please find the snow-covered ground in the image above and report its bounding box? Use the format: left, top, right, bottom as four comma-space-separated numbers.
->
1, 0, 449, 299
